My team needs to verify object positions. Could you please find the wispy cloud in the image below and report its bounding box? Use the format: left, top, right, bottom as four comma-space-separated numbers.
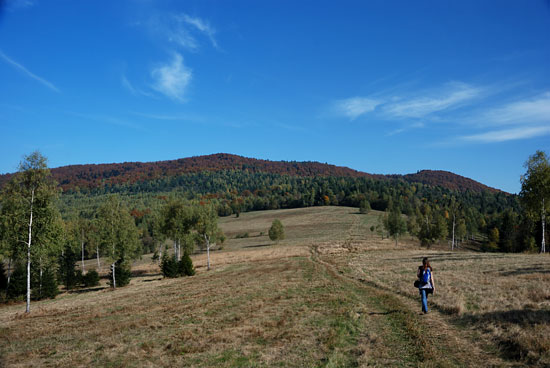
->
334, 97, 381, 120
147, 13, 218, 52
461, 126, 550, 143
151, 53, 192, 102
64, 111, 145, 131
121, 74, 155, 98
178, 14, 218, 49
382, 82, 481, 118
0, 50, 60, 92
477, 92, 550, 126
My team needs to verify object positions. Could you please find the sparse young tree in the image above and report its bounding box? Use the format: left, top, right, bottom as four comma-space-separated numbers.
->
383, 206, 407, 246
269, 219, 285, 243
158, 200, 196, 261
359, 200, 371, 214
96, 195, 139, 288
0, 151, 61, 312
195, 205, 223, 271
520, 150, 550, 253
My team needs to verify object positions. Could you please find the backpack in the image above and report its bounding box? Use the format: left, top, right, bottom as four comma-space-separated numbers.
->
422, 268, 431, 284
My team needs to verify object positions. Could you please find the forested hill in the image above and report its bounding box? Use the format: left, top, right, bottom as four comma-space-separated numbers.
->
0, 153, 500, 194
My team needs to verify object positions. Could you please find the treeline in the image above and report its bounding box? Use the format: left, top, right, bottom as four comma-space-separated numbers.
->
0, 152, 224, 312
58, 169, 518, 244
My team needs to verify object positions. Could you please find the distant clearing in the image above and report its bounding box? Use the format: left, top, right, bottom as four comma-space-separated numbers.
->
1, 206, 548, 367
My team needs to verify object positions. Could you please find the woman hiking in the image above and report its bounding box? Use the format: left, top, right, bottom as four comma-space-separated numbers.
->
417, 257, 435, 314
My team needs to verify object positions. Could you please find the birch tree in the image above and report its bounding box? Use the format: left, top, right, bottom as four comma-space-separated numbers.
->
520, 150, 550, 253
159, 200, 196, 260
195, 205, 222, 271
0, 151, 60, 312
96, 195, 139, 288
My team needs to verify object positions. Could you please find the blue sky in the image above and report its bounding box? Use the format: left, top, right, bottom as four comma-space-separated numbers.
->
0, 0, 549, 193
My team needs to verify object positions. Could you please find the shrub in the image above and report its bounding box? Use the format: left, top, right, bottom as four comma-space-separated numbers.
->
178, 252, 195, 276
359, 200, 371, 214
269, 219, 285, 242
108, 259, 131, 287
83, 270, 100, 287
7, 263, 26, 300
161, 255, 179, 278
0, 262, 7, 293
58, 246, 80, 290
32, 267, 59, 300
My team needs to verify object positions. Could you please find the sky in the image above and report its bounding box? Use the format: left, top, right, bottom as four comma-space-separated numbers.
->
0, 0, 549, 194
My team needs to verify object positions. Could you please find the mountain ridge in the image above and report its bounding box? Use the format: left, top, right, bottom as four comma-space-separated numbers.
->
0, 153, 502, 194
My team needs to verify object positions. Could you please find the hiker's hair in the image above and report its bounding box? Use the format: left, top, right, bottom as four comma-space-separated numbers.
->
422, 257, 432, 271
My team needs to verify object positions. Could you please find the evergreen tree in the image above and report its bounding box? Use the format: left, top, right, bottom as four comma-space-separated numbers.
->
7, 263, 26, 300
161, 253, 179, 278
108, 259, 131, 287
58, 245, 80, 290
82, 269, 100, 287
178, 251, 195, 276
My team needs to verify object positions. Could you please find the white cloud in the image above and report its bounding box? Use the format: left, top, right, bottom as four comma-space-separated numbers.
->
478, 92, 550, 126
151, 53, 192, 102
383, 82, 481, 118
0, 50, 60, 92
461, 126, 550, 143
179, 14, 218, 49
121, 74, 155, 98
334, 97, 381, 120
148, 13, 218, 51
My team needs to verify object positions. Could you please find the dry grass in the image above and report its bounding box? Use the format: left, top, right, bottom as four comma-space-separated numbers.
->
339, 241, 550, 366
1, 206, 549, 367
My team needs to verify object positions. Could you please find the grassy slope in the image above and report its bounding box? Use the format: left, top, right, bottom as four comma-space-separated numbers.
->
1, 207, 549, 367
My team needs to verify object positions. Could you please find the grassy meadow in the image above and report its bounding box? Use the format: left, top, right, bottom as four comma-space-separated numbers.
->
1, 206, 549, 367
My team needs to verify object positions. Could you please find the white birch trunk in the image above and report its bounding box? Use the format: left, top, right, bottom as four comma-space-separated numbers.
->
205, 234, 211, 271
26, 188, 34, 313
96, 245, 101, 269
81, 229, 85, 273
451, 214, 456, 251
5, 257, 12, 296
39, 256, 43, 299
178, 240, 181, 261
542, 198, 546, 254
111, 262, 116, 289
174, 240, 177, 260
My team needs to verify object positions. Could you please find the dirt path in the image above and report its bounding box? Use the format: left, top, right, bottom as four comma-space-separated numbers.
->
310, 245, 512, 367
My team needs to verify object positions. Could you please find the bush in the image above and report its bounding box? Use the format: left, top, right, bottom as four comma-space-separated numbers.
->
269, 219, 285, 242
7, 263, 26, 300
108, 260, 131, 287
83, 270, 100, 287
359, 200, 371, 214
0, 262, 7, 293
58, 246, 80, 290
161, 255, 179, 278
178, 252, 195, 276
32, 267, 59, 300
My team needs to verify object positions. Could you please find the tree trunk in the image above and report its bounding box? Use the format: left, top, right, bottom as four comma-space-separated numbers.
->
395, 236, 398, 247
542, 198, 546, 254
96, 245, 101, 269
111, 262, 116, 289
205, 234, 211, 271
26, 188, 34, 314
5, 257, 12, 297
39, 257, 43, 299
158, 244, 162, 264
178, 240, 181, 261
81, 229, 85, 273
174, 240, 177, 260
452, 214, 456, 251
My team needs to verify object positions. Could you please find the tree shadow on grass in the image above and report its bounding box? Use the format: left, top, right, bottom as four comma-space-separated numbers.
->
368, 310, 401, 316
243, 243, 272, 249
68, 286, 107, 294
457, 308, 550, 327
499, 266, 550, 276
